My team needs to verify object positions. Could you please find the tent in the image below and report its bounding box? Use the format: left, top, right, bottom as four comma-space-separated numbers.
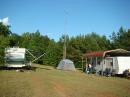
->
57, 59, 75, 71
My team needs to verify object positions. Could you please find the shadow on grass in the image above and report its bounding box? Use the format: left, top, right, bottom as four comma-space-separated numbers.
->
36, 67, 51, 70
0, 65, 52, 72
0, 65, 37, 72
76, 68, 83, 71
0, 65, 6, 70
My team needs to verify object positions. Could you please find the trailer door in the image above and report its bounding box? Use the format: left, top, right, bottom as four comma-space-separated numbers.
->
105, 57, 113, 71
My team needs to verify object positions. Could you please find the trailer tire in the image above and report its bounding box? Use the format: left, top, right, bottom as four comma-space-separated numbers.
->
123, 70, 129, 77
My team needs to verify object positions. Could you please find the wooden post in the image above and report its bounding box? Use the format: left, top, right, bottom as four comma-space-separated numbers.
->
90, 57, 92, 64
102, 58, 104, 76
82, 57, 84, 72
96, 57, 97, 66
86, 57, 88, 64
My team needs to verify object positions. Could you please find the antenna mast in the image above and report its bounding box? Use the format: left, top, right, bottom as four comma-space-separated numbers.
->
63, 11, 68, 59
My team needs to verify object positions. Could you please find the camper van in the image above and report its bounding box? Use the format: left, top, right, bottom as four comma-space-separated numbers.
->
84, 49, 130, 76
5, 47, 26, 68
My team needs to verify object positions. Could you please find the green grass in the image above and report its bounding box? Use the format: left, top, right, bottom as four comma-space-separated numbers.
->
0, 64, 130, 97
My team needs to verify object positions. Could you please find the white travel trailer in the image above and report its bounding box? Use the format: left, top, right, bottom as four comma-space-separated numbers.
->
83, 49, 130, 75
4, 47, 45, 68
5, 47, 26, 67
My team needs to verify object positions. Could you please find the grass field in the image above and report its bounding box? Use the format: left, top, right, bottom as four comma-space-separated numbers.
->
0, 64, 130, 97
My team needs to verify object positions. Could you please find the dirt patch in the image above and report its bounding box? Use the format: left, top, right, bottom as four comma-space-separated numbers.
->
52, 81, 69, 97
30, 74, 45, 97
85, 88, 118, 97
97, 92, 118, 97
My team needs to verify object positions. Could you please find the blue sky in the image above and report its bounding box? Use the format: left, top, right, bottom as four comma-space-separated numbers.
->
0, 0, 130, 41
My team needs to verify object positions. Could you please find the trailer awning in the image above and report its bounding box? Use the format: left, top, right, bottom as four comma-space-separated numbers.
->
104, 49, 130, 57
84, 51, 104, 57
83, 49, 130, 58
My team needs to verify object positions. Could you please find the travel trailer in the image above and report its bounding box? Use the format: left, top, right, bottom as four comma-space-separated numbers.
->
83, 49, 130, 75
5, 47, 26, 68
4, 47, 45, 68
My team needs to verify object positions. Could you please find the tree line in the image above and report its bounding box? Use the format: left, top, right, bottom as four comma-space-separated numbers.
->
0, 22, 130, 67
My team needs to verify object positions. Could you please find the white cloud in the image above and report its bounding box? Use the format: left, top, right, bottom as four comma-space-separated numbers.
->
0, 17, 9, 26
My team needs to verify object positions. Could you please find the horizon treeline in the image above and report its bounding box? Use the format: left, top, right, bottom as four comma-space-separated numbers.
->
0, 22, 130, 67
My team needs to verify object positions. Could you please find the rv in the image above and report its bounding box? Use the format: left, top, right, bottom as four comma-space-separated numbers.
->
5, 47, 26, 68
83, 49, 130, 76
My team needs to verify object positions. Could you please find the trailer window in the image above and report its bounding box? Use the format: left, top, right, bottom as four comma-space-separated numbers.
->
106, 58, 113, 66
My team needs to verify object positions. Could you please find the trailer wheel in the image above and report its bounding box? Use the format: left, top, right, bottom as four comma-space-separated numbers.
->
123, 70, 129, 78
111, 69, 116, 77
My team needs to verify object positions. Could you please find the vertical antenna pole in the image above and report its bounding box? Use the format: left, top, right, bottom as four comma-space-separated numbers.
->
63, 11, 68, 59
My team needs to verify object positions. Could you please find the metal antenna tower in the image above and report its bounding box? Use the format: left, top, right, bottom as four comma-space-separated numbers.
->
63, 11, 68, 59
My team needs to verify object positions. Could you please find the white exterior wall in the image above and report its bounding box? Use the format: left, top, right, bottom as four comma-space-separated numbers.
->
117, 57, 130, 74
